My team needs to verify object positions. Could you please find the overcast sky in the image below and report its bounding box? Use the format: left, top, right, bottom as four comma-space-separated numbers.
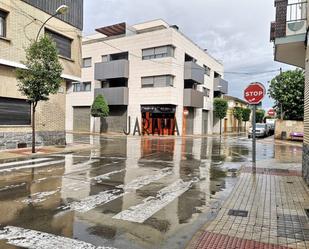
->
84, 0, 293, 109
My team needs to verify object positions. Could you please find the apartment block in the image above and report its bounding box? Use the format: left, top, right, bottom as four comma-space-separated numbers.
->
0, 0, 83, 149
67, 20, 228, 135
270, 0, 309, 182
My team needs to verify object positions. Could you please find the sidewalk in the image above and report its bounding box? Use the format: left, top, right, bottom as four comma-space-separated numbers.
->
187, 160, 309, 249
0, 143, 96, 161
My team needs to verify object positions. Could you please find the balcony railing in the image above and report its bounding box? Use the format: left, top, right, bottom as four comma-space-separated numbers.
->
183, 89, 204, 108
94, 87, 129, 105
271, 0, 307, 41
95, 59, 129, 80
287, 1, 307, 22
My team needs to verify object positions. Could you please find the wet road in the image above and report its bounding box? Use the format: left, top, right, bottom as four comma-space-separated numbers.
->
0, 135, 303, 249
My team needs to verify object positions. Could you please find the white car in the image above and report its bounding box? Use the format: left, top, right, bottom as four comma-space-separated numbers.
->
248, 123, 269, 138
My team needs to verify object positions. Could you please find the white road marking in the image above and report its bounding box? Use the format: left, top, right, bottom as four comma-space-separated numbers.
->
0, 158, 52, 168
113, 178, 199, 223
0, 159, 65, 172
0, 226, 117, 249
92, 169, 125, 182
22, 189, 60, 204
0, 182, 26, 192
64, 168, 172, 213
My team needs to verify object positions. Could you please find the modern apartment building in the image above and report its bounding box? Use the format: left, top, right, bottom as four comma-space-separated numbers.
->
67, 19, 228, 135
270, 0, 309, 182
0, 0, 83, 149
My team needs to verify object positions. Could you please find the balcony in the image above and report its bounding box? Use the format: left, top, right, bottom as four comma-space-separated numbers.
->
94, 87, 129, 105
270, 0, 307, 68
214, 78, 228, 94
183, 89, 204, 108
184, 61, 204, 84
95, 59, 129, 80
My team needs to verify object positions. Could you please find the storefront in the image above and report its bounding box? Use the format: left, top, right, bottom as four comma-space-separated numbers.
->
141, 105, 177, 135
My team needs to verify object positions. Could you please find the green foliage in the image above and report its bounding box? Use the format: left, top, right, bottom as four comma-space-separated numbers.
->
91, 94, 109, 118
268, 69, 304, 120
242, 108, 251, 122
213, 98, 228, 119
233, 107, 243, 121
16, 35, 63, 105
256, 109, 265, 123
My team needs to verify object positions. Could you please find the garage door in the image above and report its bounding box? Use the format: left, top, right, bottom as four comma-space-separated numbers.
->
73, 106, 91, 132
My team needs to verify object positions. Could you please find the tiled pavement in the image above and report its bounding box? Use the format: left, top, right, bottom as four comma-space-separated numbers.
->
187, 162, 309, 249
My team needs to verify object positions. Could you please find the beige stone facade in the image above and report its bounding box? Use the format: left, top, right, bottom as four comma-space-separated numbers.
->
67, 20, 226, 135
0, 0, 82, 149
223, 96, 250, 133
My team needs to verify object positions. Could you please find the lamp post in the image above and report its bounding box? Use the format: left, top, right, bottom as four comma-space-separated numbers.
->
31, 5, 68, 154
35, 5, 69, 42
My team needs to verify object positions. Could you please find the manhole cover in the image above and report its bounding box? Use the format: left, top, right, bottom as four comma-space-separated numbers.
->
228, 209, 248, 217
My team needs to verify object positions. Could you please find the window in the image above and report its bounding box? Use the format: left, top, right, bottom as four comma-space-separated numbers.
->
203, 65, 211, 76
0, 97, 31, 125
102, 55, 109, 62
0, 10, 8, 38
203, 87, 210, 97
141, 75, 174, 88
214, 71, 221, 78
142, 45, 175, 60
73, 82, 92, 92
45, 29, 72, 58
82, 57, 92, 68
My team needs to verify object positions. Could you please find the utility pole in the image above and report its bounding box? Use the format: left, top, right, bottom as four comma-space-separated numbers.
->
279, 68, 283, 120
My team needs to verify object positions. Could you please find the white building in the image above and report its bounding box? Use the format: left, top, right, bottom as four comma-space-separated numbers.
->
66, 19, 228, 135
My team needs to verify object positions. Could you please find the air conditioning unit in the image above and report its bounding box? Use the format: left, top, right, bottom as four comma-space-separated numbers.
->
286, 20, 307, 36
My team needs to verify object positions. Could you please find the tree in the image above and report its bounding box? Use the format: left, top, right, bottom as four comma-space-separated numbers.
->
213, 98, 228, 135
268, 69, 304, 120
91, 94, 109, 133
242, 108, 251, 131
233, 107, 243, 132
256, 109, 265, 123
16, 36, 63, 153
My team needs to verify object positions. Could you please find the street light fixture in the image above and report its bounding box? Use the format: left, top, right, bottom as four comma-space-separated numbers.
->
35, 5, 69, 42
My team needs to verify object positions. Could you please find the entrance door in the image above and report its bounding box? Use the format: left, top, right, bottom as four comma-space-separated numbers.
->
202, 110, 208, 135
73, 106, 91, 132
185, 108, 194, 135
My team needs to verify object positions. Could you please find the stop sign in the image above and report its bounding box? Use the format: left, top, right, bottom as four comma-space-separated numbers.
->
244, 82, 266, 105
268, 109, 275, 116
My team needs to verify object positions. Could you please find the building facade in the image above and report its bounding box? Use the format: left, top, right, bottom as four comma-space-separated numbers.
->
223, 96, 250, 133
0, 0, 83, 149
270, 0, 309, 182
66, 20, 227, 136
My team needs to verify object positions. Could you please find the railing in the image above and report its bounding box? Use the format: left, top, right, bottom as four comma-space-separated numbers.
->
287, 2, 307, 22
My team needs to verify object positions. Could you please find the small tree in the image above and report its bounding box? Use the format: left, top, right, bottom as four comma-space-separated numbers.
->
91, 94, 109, 133
233, 107, 243, 132
213, 98, 228, 135
268, 69, 304, 120
242, 108, 251, 131
256, 109, 265, 123
16, 36, 63, 153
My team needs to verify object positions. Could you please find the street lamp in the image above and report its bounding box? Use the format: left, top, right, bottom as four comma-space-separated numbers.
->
35, 5, 69, 42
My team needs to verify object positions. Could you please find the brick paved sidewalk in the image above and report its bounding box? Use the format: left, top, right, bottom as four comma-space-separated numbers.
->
187, 161, 309, 249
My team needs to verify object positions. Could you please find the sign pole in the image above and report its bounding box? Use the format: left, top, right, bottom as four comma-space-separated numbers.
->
252, 104, 256, 171
244, 82, 265, 173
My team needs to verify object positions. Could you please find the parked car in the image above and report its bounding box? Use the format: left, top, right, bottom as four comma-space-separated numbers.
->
248, 123, 270, 138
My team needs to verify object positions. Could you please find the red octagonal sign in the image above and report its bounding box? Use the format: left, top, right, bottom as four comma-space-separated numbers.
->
244, 82, 266, 105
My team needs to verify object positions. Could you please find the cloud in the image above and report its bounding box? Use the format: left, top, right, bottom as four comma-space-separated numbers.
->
84, 0, 294, 108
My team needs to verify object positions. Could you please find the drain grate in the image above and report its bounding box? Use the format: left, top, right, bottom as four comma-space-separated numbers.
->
228, 209, 248, 217
277, 214, 309, 241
